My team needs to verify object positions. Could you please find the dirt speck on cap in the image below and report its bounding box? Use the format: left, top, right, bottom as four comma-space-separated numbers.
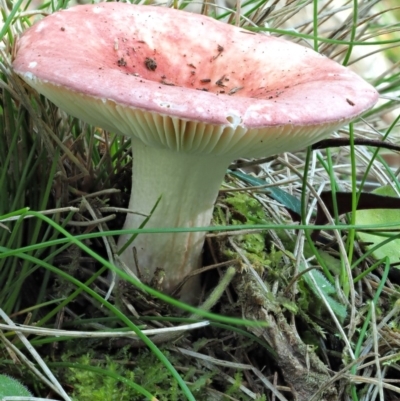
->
144, 57, 157, 71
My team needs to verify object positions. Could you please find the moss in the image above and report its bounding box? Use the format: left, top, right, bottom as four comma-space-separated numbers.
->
62, 348, 214, 401
219, 191, 346, 322
62, 346, 268, 400
221, 193, 274, 270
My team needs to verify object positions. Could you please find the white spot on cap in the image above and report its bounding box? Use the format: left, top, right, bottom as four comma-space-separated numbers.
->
28, 61, 37, 69
226, 113, 242, 128
35, 21, 45, 33
154, 96, 186, 112
21, 71, 37, 81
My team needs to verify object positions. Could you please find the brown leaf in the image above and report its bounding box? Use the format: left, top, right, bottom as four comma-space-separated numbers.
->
311, 191, 400, 241
312, 138, 400, 152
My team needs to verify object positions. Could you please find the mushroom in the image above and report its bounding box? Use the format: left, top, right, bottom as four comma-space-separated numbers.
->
13, 3, 379, 302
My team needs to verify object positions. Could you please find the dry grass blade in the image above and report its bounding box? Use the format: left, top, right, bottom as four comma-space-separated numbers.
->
0, 310, 72, 401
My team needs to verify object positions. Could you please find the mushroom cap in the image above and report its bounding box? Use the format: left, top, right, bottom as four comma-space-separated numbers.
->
13, 3, 379, 157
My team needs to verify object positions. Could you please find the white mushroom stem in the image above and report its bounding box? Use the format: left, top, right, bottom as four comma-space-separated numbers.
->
117, 137, 232, 299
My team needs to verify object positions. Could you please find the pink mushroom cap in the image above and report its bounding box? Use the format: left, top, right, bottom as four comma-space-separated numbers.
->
13, 3, 378, 159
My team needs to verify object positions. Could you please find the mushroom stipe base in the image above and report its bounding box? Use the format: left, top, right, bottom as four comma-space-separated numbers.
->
118, 137, 232, 302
